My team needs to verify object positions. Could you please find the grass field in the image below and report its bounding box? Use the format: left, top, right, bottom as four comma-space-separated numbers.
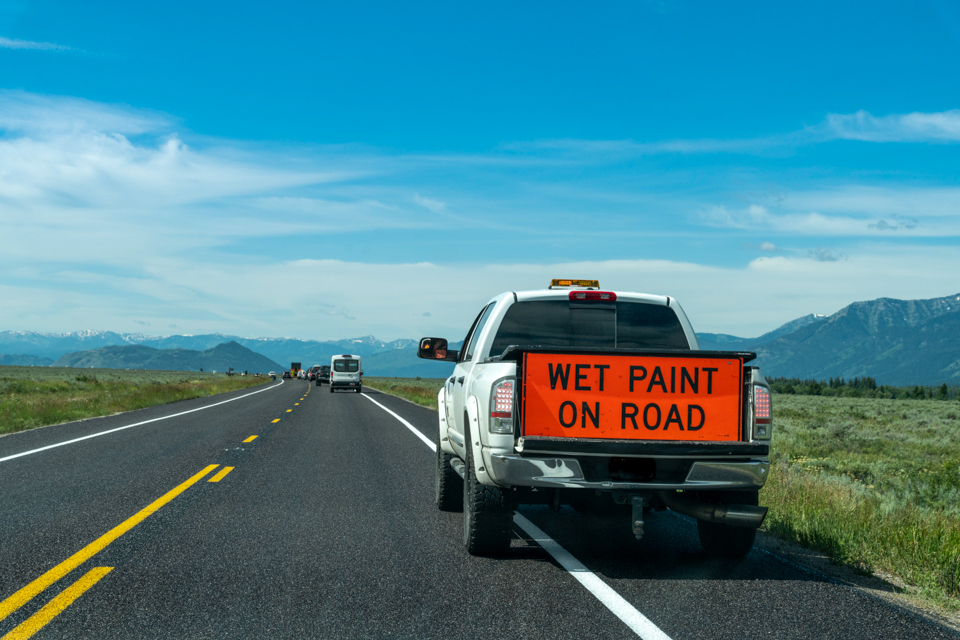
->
0, 366, 270, 435
764, 394, 960, 610
365, 376, 960, 610
364, 377, 445, 408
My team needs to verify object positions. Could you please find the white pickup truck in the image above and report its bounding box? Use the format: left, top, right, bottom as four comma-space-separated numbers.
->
418, 280, 772, 557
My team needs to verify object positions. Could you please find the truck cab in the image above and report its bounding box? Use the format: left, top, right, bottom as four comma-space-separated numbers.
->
418, 279, 772, 557
329, 355, 362, 393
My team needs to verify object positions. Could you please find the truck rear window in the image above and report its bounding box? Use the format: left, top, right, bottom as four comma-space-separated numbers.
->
489, 301, 689, 354
334, 360, 359, 372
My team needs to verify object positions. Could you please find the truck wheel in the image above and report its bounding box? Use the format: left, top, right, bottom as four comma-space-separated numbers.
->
436, 445, 463, 512
462, 425, 513, 556
329, 386, 334, 393
356, 386, 362, 394
696, 490, 760, 558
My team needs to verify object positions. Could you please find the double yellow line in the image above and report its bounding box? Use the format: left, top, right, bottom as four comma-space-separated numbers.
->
0, 464, 220, 639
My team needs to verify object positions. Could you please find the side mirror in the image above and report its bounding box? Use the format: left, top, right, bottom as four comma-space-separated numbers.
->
418, 337, 459, 362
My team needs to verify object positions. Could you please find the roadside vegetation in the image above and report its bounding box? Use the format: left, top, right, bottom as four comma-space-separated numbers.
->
0, 366, 270, 435
769, 375, 960, 401
368, 375, 960, 610
764, 393, 960, 610
363, 377, 445, 407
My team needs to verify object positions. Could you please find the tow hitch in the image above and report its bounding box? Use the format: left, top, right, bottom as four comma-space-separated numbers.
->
631, 495, 644, 540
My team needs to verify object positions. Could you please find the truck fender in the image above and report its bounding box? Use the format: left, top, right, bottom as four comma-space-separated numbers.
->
466, 395, 496, 486
438, 386, 456, 455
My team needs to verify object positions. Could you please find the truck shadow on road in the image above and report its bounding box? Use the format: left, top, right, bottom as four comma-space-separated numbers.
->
509, 504, 902, 595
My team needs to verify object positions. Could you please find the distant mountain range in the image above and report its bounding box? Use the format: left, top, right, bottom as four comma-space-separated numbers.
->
0, 331, 416, 367
52, 342, 284, 374
697, 313, 828, 351
697, 293, 960, 386
3, 293, 960, 384
0, 331, 443, 377
0, 354, 55, 367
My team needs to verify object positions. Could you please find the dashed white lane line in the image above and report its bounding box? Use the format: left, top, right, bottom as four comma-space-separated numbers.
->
362, 391, 674, 640
0, 380, 285, 464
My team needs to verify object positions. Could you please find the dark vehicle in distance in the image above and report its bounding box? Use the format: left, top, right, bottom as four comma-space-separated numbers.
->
317, 366, 330, 386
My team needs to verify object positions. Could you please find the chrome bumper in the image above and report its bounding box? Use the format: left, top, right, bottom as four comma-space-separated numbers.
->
488, 453, 769, 491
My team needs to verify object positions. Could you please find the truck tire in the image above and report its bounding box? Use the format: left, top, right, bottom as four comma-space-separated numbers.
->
356, 386, 362, 394
462, 424, 513, 556
316, 379, 321, 386
329, 386, 334, 393
695, 490, 760, 558
435, 445, 463, 512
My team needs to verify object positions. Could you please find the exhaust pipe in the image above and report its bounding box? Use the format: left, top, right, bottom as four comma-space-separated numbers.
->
659, 491, 767, 528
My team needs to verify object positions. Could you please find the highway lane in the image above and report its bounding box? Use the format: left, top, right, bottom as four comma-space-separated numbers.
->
0, 380, 293, 600
0, 380, 955, 639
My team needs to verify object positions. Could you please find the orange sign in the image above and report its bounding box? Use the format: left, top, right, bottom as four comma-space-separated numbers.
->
521, 353, 743, 442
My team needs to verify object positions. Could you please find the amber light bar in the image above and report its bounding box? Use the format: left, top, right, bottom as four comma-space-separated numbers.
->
550, 279, 599, 288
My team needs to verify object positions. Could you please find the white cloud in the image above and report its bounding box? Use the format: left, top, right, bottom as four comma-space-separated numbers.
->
3, 91, 960, 342
0, 36, 68, 51
824, 109, 960, 143
6, 247, 960, 340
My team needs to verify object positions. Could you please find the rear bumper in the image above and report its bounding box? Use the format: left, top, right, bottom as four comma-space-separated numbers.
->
517, 436, 769, 458
330, 381, 360, 388
487, 453, 769, 491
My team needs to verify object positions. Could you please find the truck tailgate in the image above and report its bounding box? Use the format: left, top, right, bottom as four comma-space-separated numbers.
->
520, 351, 745, 442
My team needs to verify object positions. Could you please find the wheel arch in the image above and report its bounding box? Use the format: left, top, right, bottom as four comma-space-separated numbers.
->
465, 396, 496, 486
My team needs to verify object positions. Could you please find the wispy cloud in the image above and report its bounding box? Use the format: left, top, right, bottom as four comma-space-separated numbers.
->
413, 193, 446, 213
500, 136, 783, 159
0, 90, 169, 135
700, 190, 959, 237
501, 109, 960, 163
824, 109, 960, 142
807, 247, 846, 262
742, 241, 783, 253
0, 36, 69, 51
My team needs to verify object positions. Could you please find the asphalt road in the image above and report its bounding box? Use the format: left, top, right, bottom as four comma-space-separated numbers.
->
0, 379, 956, 639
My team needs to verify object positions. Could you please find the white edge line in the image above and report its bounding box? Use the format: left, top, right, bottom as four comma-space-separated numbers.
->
362, 390, 672, 640
361, 393, 437, 452
513, 513, 673, 640
0, 379, 285, 464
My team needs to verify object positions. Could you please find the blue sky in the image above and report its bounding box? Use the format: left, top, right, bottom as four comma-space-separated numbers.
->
2, 0, 960, 341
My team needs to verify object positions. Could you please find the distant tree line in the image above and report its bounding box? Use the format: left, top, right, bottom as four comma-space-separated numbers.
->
768, 376, 958, 400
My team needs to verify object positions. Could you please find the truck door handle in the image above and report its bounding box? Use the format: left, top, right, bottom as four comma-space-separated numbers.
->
457, 377, 465, 385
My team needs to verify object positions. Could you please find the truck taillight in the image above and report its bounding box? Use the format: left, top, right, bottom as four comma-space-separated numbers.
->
753, 385, 772, 440
568, 291, 617, 302
490, 378, 515, 434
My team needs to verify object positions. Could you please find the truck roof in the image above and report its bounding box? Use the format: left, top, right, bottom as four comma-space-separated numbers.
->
511, 289, 670, 305
478, 287, 699, 351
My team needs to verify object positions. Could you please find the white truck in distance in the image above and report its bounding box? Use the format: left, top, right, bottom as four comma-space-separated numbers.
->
418, 279, 773, 557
